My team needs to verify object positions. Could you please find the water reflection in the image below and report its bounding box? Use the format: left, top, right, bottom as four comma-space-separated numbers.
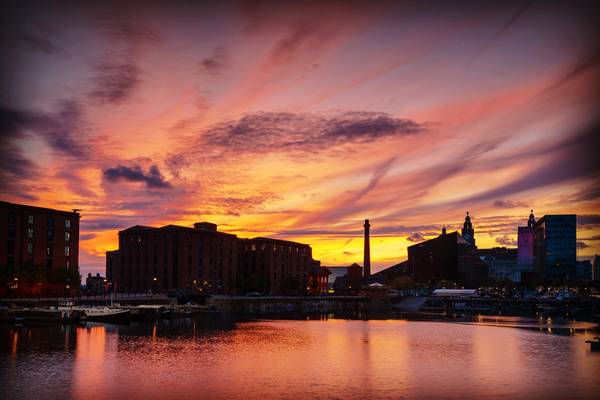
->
1, 317, 599, 400
10, 330, 18, 356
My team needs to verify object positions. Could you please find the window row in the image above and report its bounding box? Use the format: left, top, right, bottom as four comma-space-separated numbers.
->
247, 244, 308, 254
20, 228, 71, 241
21, 243, 71, 256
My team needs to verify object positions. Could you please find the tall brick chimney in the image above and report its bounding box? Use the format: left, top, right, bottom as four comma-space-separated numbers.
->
363, 219, 371, 278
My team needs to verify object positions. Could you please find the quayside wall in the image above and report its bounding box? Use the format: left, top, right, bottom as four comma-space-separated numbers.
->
207, 296, 388, 315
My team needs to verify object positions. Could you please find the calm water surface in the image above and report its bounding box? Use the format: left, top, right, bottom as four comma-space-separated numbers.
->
1, 317, 599, 400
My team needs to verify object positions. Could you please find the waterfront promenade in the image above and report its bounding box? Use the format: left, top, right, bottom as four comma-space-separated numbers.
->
2, 293, 599, 320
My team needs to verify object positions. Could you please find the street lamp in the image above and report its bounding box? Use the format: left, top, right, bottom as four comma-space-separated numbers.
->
153, 277, 158, 294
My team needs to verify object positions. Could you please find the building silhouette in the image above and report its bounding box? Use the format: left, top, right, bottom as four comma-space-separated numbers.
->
534, 215, 576, 281
107, 222, 239, 294
106, 222, 319, 295
332, 263, 363, 294
0, 201, 80, 295
307, 262, 331, 295
85, 272, 106, 295
517, 210, 536, 269
478, 247, 518, 282
461, 212, 475, 247
575, 260, 592, 281
407, 220, 487, 288
238, 237, 314, 295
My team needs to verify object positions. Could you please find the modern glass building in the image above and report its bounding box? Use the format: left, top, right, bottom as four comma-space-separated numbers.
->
534, 214, 576, 280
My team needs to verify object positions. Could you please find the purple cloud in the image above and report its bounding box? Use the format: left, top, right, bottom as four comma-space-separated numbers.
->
493, 199, 529, 209
495, 235, 517, 246
577, 241, 590, 250
406, 232, 426, 242
199, 111, 426, 155
103, 165, 172, 189
88, 20, 159, 104
200, 46, 228, 75
90, 62, 140, 104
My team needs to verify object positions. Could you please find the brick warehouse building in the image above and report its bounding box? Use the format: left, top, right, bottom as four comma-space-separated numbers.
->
107, 222, 320, 295
238, 237, 314, 295
107, 222, 238, 294
0, 201, 80, 295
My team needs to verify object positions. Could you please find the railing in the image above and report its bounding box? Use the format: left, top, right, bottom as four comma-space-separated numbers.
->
0, 293, 170, 301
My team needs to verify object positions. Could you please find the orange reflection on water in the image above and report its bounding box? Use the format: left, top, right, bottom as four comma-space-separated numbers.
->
72, 325, 118, 399
11, 331, 18, 356
5, 319, 595, 400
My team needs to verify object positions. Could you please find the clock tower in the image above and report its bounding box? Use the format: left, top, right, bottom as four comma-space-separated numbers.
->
461, 211, 475, 247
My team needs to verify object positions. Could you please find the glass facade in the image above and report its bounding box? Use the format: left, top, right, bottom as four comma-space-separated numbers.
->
536, 215, 576, 280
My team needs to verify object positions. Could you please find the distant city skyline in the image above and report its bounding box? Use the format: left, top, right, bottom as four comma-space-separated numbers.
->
1, 0, 599, 277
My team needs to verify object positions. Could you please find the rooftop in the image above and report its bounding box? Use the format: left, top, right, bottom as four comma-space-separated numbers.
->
0, 200, 81, 217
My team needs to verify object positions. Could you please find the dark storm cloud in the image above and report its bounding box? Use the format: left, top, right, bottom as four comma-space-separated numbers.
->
200, 46, 228, 75
103, 165, 172, 189
200, 111, 425, 154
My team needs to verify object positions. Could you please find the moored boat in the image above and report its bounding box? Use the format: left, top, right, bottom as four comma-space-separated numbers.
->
77, 307, 131, 324
130, 305, 172, 320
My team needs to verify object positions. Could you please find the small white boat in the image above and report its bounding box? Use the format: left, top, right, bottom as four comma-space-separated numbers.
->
77, 307, 130, 323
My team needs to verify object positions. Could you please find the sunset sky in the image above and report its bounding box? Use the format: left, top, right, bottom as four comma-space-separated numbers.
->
1, 0, 599, 277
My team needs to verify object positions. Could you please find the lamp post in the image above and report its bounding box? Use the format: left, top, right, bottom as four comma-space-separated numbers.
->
153, 277, 158, 294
